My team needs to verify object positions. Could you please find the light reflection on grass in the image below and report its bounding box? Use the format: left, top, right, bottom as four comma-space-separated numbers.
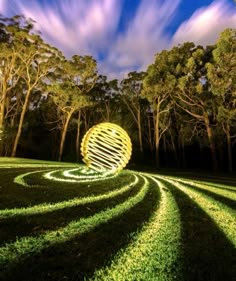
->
163, 177, 236, 246
92, 177, 182, 281
1, 174, 138, 219
0, 175, 149, 269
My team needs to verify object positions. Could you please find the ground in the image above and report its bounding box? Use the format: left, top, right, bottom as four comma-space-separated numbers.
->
0, 157, 235, 281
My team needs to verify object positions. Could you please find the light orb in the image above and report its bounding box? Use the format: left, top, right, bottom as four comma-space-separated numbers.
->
81, 122, 132, 173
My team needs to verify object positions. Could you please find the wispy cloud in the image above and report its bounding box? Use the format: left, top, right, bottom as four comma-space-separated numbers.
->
0, 0, 6, 13
1, 0, 236, 80
104, 0, 180, 79
172, 0, 236, 46
16, 0, 122, 56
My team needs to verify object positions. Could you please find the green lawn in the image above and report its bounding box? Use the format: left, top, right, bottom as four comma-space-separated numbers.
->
0, 157, 235, 281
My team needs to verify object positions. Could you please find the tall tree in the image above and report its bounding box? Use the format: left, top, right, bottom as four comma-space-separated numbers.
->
142, 50, 175, 167
0, 16, 28, 154
70, 56, 98, 161
11, 34, 63, 156
121, 71, 146, 155
49, 82, 90, 161
173, 43, 219, 171
49, 56, 97, 161
207, 28, 236, 172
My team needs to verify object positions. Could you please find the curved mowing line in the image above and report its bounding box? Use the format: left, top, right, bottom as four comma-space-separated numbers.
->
14, 169, 52, 187
44, 168, 118, 183
0, 174, 139, 219
91, 176, 182, 281
63, 168, 115, 179
191, 180, 236, 192
171, 178, 236, 201
0, 174, 149, 268
163, 177, 236, 246
13, 167, 118, 188
172, 177, 236, 193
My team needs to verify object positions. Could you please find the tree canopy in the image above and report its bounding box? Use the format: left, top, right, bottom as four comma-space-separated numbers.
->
0, 15, 235, 171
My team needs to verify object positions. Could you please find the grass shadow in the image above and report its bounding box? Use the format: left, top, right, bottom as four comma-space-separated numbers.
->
181, 182, 236, 211
0, 168, 133, 209
163, 179, 236, 281
0, 180, 142, 246
0, 180, 159, 281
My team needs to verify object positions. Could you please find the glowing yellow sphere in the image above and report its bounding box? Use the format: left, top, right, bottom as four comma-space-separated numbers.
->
81, 122, 132, 172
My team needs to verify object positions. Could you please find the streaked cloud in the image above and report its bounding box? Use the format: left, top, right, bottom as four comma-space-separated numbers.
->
173, 0, 236, 46
0, 0, 236, 79
105, 0, 180, 78
0, 0, 6, 13
16, 0, 121, 56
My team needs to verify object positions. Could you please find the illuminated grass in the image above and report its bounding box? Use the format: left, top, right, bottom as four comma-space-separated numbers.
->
14, 167, 118, 188
163, 177, 236, 246
170, 178, 236, 201
1, 158, 236, 280
13, 169, 52, 187
44, 168, 118, 183
0, 157, 75, 168
186, 179, 236, 192
0, 175, 149, 269
91, 177, 182, 281
0, 174, 138, 219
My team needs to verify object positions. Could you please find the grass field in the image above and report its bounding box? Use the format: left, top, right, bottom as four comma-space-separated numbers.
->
0, 157, 235, 281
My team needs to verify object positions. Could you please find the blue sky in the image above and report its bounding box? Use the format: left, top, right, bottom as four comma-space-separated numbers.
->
0, 0, 236, 79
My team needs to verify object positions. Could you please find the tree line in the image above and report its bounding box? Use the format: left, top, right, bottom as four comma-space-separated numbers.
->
0, 15, 235, 172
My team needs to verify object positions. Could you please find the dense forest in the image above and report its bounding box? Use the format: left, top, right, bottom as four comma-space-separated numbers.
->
0, 15, 235, 172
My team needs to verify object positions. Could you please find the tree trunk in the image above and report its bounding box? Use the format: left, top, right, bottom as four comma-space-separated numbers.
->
137, 107, 143, 154
147, 113, 154, 153
170, 133, 178, 167
154, 110, 160, 168
76, 110, 81, 162
225, 123, 232, 173
58, 111, 73, 161
181, 138, 186, 169
204, 115, 218, 172
105, 101, 110, 121
0, 86, 7, 156
11, 89, 31, 157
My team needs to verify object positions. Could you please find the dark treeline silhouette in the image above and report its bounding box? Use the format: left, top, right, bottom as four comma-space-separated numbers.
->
0, 15, 235, 172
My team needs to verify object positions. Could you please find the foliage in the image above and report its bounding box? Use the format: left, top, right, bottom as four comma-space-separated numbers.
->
0, 14, 236, 171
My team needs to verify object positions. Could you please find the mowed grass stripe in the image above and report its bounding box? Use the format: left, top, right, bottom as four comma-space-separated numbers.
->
190, 180, 236, 192
14, 168, 118, 188
171, 178, 236, 201
13, 169, 52, 187
163, 178, 236, 246
63, 168, 116, 180
91, 176, 182, 281
43, 168, 118, 183
0, 174, 143, 247
0, 174, 138, 219
161, 178, 236, 281
0, 174, 149, 269
0, 157, 76, 167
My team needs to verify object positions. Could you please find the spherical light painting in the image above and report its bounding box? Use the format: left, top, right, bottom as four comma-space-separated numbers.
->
81, 122, 132, 173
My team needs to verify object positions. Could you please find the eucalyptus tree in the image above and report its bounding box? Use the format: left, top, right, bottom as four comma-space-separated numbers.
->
10, 34, 63, 157
87, 75, 119, 123
173, 43, 219, 171
0, 15, 64, 157
142, 50, 177, 167
0, 16, 29, 154
71, 55, 98, 161
102, 78, 120, 122
207, 28, 236, 172
120, 71, 146, 155
49, 56, 97, 161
